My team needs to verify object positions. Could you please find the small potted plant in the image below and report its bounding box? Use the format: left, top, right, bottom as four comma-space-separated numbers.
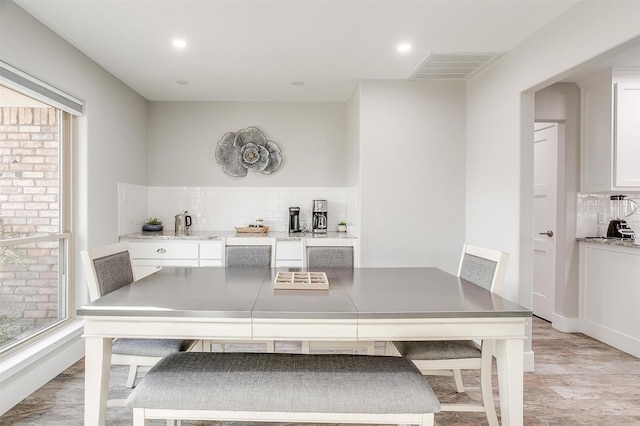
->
142, 218, 163, 232
337, 221, 347, 232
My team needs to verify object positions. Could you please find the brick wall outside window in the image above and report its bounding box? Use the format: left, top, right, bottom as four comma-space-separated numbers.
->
0, 106, 61, 345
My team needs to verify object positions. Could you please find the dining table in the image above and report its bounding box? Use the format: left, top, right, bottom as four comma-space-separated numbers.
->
78, 266, 531, 426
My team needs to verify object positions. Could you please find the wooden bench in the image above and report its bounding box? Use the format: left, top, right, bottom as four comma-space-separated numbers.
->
125, 352, 441, 425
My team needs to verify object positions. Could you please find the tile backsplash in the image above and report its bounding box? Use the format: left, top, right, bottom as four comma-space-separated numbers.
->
118, 183, 354, 235
577, 192, 640, 237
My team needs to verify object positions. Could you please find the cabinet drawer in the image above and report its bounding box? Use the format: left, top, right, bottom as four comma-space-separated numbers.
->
200, 241, 223, 260
276, 240, 303, 260
162, 259, 199, 267
132, 259, 162, 279
129, 241, 198, 259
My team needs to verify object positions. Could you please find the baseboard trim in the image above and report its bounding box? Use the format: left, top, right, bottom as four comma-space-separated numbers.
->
581, 320, 640, 358
551, 313, 581, 333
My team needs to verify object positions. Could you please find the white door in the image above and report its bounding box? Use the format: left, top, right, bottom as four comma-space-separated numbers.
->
533, 122, 560, 322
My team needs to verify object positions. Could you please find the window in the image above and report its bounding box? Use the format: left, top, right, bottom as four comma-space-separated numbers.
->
0, 83, 73, 353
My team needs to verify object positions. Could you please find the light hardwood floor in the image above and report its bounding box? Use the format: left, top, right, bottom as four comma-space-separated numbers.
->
3, 317, 640, 425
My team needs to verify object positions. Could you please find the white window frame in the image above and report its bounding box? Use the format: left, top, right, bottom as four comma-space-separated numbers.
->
0, 64, 78, 356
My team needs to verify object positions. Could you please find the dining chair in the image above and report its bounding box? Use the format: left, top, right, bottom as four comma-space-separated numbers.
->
390, 243, 509, 426
209, 236, 276, 352
301, 239, 375, 355
80, 242, 199, 392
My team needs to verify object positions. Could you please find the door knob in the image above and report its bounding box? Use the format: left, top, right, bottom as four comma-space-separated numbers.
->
538, 230, 554, 237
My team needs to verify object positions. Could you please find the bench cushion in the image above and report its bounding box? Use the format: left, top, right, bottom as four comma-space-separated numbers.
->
126, 352, 441, 414
393, 340, 481, 360
112, 338, 196, 357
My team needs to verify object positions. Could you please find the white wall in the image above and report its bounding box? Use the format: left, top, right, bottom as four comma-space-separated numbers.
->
535, 83, 581, 327
0, 0, 148, 413
147, 101, 346, 187
358, 80, 466, 272
466, 1, 640, 308
345, 84, 361, 236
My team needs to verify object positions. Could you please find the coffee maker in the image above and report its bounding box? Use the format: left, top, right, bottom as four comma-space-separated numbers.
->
289, 207, 301, 233
606, 194, 637, 239
312, 200, 328, 234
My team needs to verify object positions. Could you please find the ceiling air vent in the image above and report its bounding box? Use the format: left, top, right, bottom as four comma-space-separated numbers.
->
410, 52, 503, 80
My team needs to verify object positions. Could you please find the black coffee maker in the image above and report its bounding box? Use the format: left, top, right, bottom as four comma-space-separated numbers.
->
289, 207, 301, 233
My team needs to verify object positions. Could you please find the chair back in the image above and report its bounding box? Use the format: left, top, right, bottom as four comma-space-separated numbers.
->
306, 246, 354, 268
225, 237, 276, 267
81, 242, 135, 301
457, 244, 509, 294
303, 238, 358, 268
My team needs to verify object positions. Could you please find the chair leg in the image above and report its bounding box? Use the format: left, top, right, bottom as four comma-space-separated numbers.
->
423, 413, 435, 426
480, 340, 499, 426
452, 368, 465, 393
364, 341, 376, 355
132, 408, 149, 425
126, 365, 139, 388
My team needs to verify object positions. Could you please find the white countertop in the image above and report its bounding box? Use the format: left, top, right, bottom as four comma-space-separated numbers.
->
576, 237, 640, 249
120, 230, 357, 241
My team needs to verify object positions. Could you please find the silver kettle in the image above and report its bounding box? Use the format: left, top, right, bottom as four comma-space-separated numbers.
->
175, 211, 192, 234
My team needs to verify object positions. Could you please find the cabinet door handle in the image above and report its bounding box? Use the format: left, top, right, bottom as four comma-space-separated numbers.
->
538, 230, 554, 237
156, 248, 167, 253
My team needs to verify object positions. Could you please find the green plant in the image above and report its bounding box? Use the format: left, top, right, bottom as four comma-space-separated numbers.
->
338, 221, 346, 226
146, 218, 162, 225
0, 308, 24, 346
0, 228, 27, 273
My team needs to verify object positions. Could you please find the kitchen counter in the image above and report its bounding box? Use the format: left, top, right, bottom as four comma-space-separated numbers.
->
576, 237, 640, 249
120, 230, 357, 241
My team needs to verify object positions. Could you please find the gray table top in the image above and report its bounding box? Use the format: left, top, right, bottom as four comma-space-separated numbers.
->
77, 267, 531, 319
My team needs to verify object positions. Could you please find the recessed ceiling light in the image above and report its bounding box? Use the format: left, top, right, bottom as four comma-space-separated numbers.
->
291, 81, 305, 87
172, 38, 187, 49
397, 43, 412, 53
176, 80, 189, 85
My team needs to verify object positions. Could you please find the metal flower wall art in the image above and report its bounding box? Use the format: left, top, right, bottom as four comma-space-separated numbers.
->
215, 127, 282, 177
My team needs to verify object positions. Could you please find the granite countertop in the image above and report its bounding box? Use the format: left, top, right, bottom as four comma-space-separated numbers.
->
576, 237, 640, 249
120, 230, 357, 241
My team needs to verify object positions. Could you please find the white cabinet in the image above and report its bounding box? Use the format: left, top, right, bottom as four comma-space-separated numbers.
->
614, 81, 640, 187
275, 240, 303, 267
579, 242, 640, 357
580, 69, 640, 192
199, 241, 223, 267
125, 235, 358, 276
129, 241, 199, 279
